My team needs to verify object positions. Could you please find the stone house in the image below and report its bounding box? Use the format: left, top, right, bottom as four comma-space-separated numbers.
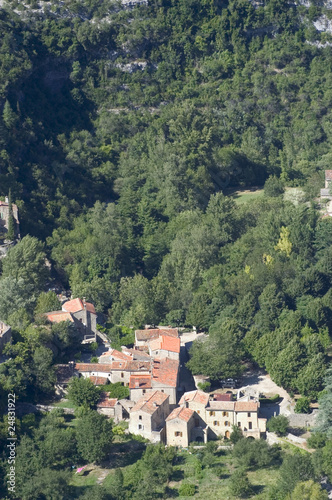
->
96, 393, 127, 422
99, 349, 133, 364
148, 334, 180, 360
0, 321, 11, 354
75, 359, 151, 385
129, 390, 169, 443
54, 362, 76, 396
129, 358, 179, 405
320, 170, 332, 214
135, 327, 179, 347
45, 298, 97, 342
177, 390, 266, 442
166, 406, 195, 447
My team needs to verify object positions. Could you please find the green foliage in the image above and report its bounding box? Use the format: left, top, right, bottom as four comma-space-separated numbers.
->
316, 367, 332, 437
233, 439, 280, 469
197, 381, 211, 392
264, 176, 285, 198
68, 376, 100, 408
76, 410, 113, 464
34, 291, 61, 315
103, 382, 129, 399
307, 432, 327, 449
6, 188, 16, 241
295, 397, 311, 414
290, 480, 328, 500
267, 415, 289, 436
229, 468, 253, 498
230, 425, 243, 444
278, 453, 316, 495
179, 482, 196, 496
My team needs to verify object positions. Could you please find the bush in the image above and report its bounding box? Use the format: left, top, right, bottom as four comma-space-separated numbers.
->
264, 176, 284, 197
198, 381, 211, 392
68, 377, 100, 408
307, 432, 327, 449
267, 415, 289, 436
90, 356, 98, 363
230, 425, 243, 444
295, 397, 311, 414
259, 394, 280, 404
103, 382, 129, 399
229, 469, 253, 498
233, 438, 279, 469
179, 482, 196, 496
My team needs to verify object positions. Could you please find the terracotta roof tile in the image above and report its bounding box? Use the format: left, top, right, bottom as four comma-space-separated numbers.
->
45, 311, 74, 323
207, 401, 235, 411
213, 393, 233, 401
97, 393, 118, 407
234, 401, 258, 412
127, 360, 151, 372
131, 390, 168, 415
166, 406, 194, 423
75, 363, 112, 373
62, 298, 96, 314
179, 390, 209, 406
135, 328, 179, 341
149, 335, 180, 354
89, 376, 108, 385
129, 374, 152, 389
100, 349, 132, 362
152, 358, 179, 387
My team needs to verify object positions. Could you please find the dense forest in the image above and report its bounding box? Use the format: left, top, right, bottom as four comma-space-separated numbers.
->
1, 0, 332, 496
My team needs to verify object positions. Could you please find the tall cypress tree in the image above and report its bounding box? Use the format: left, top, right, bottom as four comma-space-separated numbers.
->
7, 189, 15, 241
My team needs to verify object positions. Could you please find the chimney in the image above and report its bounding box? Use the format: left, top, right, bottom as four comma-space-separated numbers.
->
5, 196, 8, 203
135, 380, 139, 388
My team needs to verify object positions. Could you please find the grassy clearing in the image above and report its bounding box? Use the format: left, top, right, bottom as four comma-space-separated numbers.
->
229, 188, 264, 205
53, 399, 77, 409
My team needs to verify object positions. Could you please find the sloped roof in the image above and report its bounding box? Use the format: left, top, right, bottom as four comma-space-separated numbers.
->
207, 401, 235, 411
179, 390, 209, 407
100, 349, 132, 362
131, 390, 168, 415
55, 364, 74, 384
97, 393, 118, 407
234, 401, 258, 412
135, 328, 179, 341
62, 298, 96, 314
127, 360, 151, 372
213, 393, 233, 401
45, 311, 74, 323
152, 358, 179, 387
75, 363, 112, 373
166, 406, 194, 423
129, 374, 152, 389
89, 376, 108, 385
149, 335, 180, 354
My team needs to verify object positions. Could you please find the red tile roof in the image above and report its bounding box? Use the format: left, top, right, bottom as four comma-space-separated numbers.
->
131, 390, 169, 415
135, 328, 179, 341
100, 349, 132, 362
75, 363, 112, 373
45, 311, 74, 323
207, 401, 235, 411
152, 358, 179, 387
326, 170, 332, 181
166, 406, 194, 423
89, 376, 108, 385
127, 361, 151, 372
97, 393, 118, 407
235, 401, 258, 412
62, 298, 96, 314
149, 335, 180, 354
213, 393, 233, 401
129, 374, 152, 389
179, 390, 209, 407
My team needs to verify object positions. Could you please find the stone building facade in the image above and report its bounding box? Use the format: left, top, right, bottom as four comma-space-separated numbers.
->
129, 390, 169, 443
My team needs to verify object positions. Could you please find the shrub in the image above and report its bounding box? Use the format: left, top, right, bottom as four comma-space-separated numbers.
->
103, 382, 129, 399
295, 397, 311, 414
198, 381, 211, 392
264, 176, 284, 197
267, 415, 289, 436
230, 425, 243, 444
307, 432, 327, 449
179, 482, 196, 496
229, 469, 253, 498
90, 356, 98, 363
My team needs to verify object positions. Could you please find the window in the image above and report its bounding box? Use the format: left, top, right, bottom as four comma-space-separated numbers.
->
249, 422, 252, 430
139, 415, 142, 420
247, 412, 251, 417
138, 424, 144, 430
175, 431, 183, 437
238, 422, 241, 427
143, 389, 146, 394
209, 411, 215, 417
222, 411, 229, 417
213, 421, 219, 426
225, 421, 229, 427
121, 372, 124, 378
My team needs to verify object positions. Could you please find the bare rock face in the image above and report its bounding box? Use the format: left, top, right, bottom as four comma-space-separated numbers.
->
43, 70, 69, 93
